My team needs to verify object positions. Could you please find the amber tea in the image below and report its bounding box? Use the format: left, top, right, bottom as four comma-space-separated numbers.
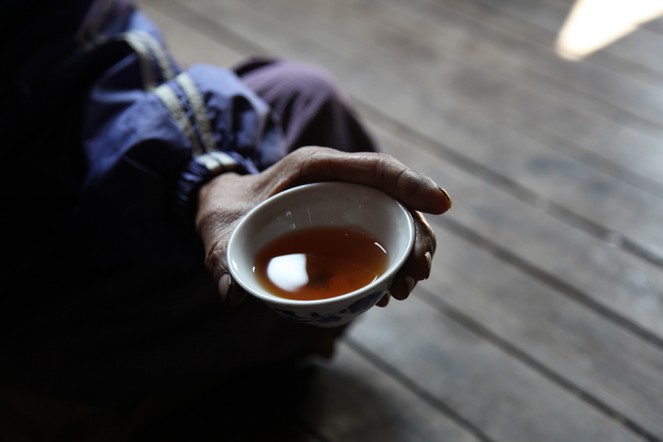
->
254, 226, 388, 301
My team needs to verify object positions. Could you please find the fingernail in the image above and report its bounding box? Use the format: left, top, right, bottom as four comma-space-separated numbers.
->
405, 276, 416, 294
218, 274, 232, 303
438, 186, 452, 209
424, 251, 432, 278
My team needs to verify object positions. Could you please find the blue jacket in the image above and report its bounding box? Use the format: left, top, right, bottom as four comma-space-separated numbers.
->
1, 0, 283, 326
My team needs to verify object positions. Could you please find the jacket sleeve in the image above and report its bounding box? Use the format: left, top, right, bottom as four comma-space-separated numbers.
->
77, 11, 285, 268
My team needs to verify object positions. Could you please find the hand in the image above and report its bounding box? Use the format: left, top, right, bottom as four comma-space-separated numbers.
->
195, 146, 452, 306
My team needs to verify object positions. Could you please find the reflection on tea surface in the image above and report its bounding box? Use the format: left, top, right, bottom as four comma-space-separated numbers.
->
254, 227, 388, 300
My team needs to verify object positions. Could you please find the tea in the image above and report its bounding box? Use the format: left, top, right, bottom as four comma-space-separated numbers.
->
254, 226, 388, 301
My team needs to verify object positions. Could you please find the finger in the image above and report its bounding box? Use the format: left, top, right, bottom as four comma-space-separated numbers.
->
284, 147, 452, 215
389, 274, 418, 301
400, 211, 437, 281
218, 273, 247, 306
387, 212, 435, 302
203, 238, 248, 306
377, 294, 390, 307
325, 150, 451, 214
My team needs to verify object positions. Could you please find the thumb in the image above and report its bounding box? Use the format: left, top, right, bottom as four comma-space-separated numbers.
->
285, 147, 452, 214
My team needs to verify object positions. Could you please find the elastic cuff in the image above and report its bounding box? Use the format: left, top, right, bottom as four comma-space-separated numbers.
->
175, 151, 245, 218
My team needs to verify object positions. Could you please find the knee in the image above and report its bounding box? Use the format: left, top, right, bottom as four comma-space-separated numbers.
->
283, 62, 340, 101
265, 60, 344, 109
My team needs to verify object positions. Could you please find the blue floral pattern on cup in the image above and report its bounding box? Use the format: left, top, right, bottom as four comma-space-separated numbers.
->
271, 289, 386, 326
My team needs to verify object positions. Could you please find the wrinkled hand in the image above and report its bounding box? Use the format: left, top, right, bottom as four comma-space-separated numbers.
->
195, 146, 452, 307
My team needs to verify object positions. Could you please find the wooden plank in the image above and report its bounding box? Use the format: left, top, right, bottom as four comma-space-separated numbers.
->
421, 230, 663, 439
145, 0, 663, 197
364, 0, 663, 187
138, 344, 483, 442
142, 6, 663, 436
140, 7, 487, 442
423, 0, 663, 128
347, 297, 645, 442
372, 123, 663, 438
281, 0, 663, 132
140, 2, 245, 67
423, 231, 663, 439
376, 0, 663, 193
147, 0, 663, 339
464, 0, 663, 79
139, 1, 663, 440
371, 116, 663, 341
309, 0, 663, 253
642, 16, 663, 36
169, 0, 663, 266
298, 344, 483, 442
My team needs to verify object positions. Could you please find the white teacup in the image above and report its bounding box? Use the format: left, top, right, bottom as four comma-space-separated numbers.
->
227, 182, 415, 328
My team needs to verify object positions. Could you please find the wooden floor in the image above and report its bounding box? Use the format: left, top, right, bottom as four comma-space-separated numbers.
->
138, 0, 663, 440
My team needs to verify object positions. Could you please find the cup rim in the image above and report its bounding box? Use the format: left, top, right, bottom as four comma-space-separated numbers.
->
226, 182, 415, 306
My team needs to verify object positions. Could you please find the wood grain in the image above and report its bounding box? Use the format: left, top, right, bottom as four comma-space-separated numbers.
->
139, 0, 663, 439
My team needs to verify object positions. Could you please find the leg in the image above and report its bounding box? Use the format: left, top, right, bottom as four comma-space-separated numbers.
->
234, 57, 378, 153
